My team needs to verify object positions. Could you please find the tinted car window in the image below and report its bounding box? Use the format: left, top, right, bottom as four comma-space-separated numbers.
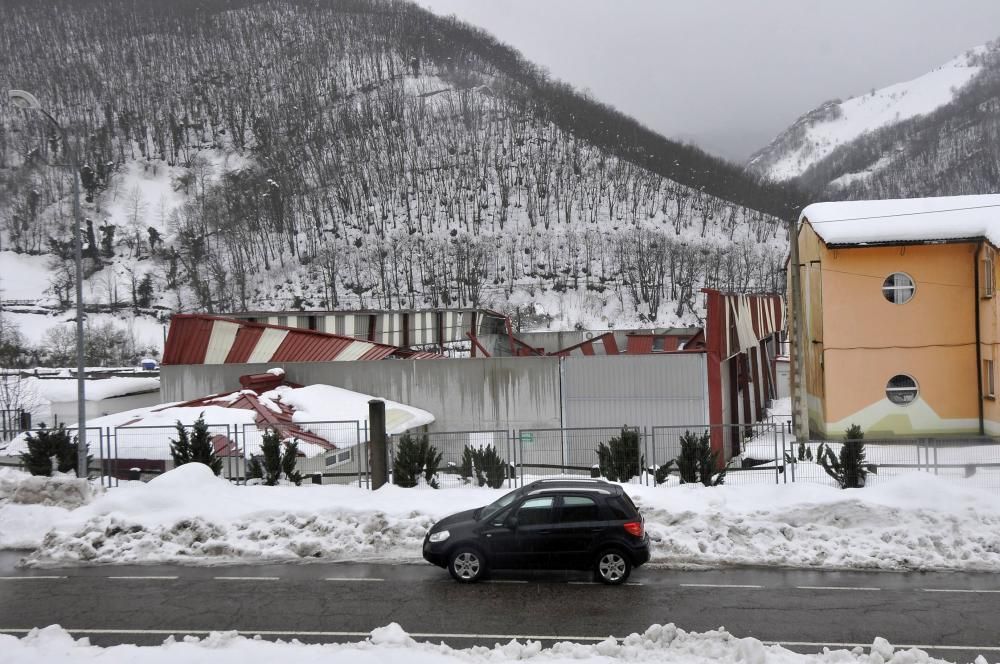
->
606, 496, 638, 520
516, 497, 554, 526
558, 496, 599, 523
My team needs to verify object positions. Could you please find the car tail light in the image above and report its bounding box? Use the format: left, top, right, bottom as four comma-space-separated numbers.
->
623, 521, 644, 537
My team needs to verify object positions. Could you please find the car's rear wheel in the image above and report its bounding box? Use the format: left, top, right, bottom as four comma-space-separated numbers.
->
448, 546, 487, 583
595, 549, 631, 585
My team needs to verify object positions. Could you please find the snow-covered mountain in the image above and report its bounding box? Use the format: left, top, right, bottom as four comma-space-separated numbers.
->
748, 41, 999, 195
0, 0, 799, 363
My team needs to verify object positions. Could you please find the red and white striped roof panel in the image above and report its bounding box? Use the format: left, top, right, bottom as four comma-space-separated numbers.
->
163, 314, 399, 365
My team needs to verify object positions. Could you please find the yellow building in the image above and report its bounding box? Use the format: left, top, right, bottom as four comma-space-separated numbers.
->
791, 195, 1000, 439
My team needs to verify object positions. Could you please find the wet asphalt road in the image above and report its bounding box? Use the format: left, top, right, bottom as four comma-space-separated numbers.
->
1, 553, 999, 661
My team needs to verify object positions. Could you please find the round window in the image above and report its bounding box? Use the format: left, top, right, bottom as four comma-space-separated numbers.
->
886, 374, 918, 405
882, 273, 915, 304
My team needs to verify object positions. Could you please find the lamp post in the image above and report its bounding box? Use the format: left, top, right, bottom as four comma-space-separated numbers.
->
8, 89, 88, 478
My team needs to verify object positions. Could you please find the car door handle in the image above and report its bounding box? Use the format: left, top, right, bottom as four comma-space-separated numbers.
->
589, 528, 604, 532
537, 530, 552, 535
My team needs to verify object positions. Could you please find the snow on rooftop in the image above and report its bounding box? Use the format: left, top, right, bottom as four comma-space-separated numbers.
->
801, 194, 1000, 246
263, 384, 435, 436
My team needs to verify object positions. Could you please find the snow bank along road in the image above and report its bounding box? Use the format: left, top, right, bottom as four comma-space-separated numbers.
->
5, 465, 1000, 573
1, 557, 999, 661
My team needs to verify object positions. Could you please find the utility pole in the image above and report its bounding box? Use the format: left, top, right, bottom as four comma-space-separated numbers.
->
787, 216, 809, 442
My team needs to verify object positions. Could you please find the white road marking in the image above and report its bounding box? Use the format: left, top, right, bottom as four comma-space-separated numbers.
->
766, 640, 1000, 653
213, 576, 280, 581
923, 588, 1000, 594
680, 583, 763, 589
797, 586, 881, 591
0, 628, 997, 651
0, 576, 67, 580
324, 577, 384, 582
108, 576, 178, 580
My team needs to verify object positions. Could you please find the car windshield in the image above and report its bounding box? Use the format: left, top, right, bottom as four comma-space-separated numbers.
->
476, 488, 521, 520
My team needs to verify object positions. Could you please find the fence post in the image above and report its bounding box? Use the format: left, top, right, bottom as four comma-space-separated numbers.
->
518, 430, 525, 487
368, 400, 388, 490
507, 431, 514, 489
650, 428, 657, 487
780, 424, 787, 484
772, 424, 779, 485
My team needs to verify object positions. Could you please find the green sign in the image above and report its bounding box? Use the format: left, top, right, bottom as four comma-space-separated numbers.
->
520, 432, 534, 444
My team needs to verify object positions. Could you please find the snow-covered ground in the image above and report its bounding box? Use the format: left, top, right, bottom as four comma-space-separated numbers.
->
0, 622, 973, 664
2, 463, 999, 572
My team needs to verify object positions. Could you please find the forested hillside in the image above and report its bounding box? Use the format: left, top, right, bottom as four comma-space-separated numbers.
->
748, 40, 1000, 200
0, 0, 802, 363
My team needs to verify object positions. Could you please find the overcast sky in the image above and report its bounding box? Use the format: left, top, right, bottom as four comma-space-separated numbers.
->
419, 1, 1000, 162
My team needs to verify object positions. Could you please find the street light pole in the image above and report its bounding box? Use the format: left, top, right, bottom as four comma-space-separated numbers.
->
8, 89, 88, 478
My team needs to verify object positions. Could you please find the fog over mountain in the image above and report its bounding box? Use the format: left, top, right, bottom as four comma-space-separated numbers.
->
420, 0, 1000, 161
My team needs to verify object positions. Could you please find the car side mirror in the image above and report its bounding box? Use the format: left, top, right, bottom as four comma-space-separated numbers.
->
507, 515, 519, 530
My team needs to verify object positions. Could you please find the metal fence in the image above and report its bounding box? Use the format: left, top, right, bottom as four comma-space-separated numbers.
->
114, 422, 242, 484
244, 421, 368, 487
9, 417, 1000, 493
1, 409, 27, 442
388, 430, 513, 489
786, 438, 1000, 491
651, 423, 784, 486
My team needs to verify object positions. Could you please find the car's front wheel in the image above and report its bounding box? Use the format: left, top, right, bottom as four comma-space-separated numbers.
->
448, 546, 487, 583
595, 549, 631, 585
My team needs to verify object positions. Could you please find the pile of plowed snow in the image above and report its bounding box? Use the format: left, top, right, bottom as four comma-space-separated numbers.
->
3, 463, 1000, 571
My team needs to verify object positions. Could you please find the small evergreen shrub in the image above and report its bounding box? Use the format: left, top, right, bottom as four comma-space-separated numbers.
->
460, 444, 508, 488
20, 426, 89, 477
676, 430, 727, 486
595, 428, 642, 482
654, 459, 676, 485
817, 423, 873, 489
797, 440, 813, 462
248, 428, 303, 486
169, 414, 223, 476
392, 434, 443, 489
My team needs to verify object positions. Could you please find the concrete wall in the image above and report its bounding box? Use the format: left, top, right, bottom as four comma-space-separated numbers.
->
561, 354, 708, 429
49, 391, 162, 427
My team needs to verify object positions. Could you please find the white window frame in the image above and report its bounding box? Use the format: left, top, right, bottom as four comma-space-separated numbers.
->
885, 374, 919, 406
881, 272, 915, 305
325, 448, 353, 467
986, 359, 996, 399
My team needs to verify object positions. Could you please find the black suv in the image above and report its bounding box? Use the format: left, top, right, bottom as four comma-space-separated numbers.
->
422, 478, 650, 584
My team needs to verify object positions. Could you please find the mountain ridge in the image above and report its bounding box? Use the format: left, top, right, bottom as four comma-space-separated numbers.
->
0, 0, 795, 365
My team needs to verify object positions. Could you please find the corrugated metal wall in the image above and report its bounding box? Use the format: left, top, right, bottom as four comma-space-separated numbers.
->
161, 353, 709, 433
561, 354, 709, 429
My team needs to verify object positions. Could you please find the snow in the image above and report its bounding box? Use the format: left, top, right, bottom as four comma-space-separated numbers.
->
0, 251, 56, 301
1, 382, 433, 461
800, 194, 1000, 247
755, 46, 986, 181
0, 622, 967, 664
0, 468, 96, 509
264, 384, 435, 436
27, 376, 160, 403
4, 463, 1000, 572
